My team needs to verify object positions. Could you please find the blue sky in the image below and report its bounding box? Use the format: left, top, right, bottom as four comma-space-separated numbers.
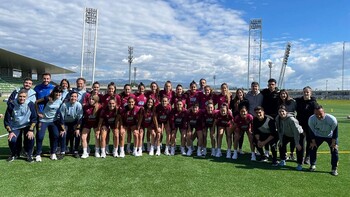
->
0, 0, 349, 90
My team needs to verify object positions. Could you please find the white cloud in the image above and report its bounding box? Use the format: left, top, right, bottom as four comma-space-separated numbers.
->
0, 0, 349, 90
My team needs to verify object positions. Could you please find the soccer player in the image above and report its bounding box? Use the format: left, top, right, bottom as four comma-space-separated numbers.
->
308, 105, 339, 176
135, 82, 147, 107
56, 91, 83, 159
121, 97, 142, 156
139, 98, 157, 155
81, 95, 102, 158
275, 105, 304, 170
230, 88, 249, 154
186, 81, 202, 109
145, 82, 160, 106
214, 83, 231, 109
213, 103, 234, 158
35, 86, 63, 161
154, 96, 172, 156
119, 84, 135, 152
4, 89, 37, 162
203, 100, 217, 156
159, 81, 175, 105
99, 98, 124, 158
170, 100, 188, 155
82, 81, 103, 107
187, 103, 203, 156
232, 106, 255, 161
199, 85, 215, 110
253, 106, 278, 165
172, 84, 187, 109
101, 82, 121, 109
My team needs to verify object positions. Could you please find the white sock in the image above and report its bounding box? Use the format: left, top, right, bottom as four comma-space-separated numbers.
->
120, 146, 124, 151
101, 148, 106, 154
83, 148, 87, 154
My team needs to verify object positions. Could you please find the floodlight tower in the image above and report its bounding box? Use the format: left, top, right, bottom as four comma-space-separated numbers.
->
80, 8, 98, 85
268, 61, 273, 79
277, 42, 291, 89
247, 18, 262, 89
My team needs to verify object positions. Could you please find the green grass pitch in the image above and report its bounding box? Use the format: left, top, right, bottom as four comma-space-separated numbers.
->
0, 98, 349, 196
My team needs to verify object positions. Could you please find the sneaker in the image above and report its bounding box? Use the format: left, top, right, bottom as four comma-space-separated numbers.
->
133, 150, 138, 156
95, 152, 101, 158
331, 169, 338, 176
226, 150, 231, 159
101, 152, 107, 158
155, 148, 161, 156
27, 155, 34, 163
304, 156, 310, 165
239, 149, 244, 154
7, 156, 16, 162
309, 165, 316, 172
119, 150, 125, 158
290, 153, 296, 161
202, 148, 207, 156
215, 149, 222, 158
56, 147, 61, 154
296, 164, 303, 171
35, 155, 42, 162
211, 148, 216, 156
81, 152, 89, 159
186, 148, 193, 156
113, 150, 119, 158
255, 151, 261, 156
259, 157, 268, 162
50, 154, 58, 160
232, 151, 238, 160
58, 153, 65, 160
197, 149, 202, 157
170, 147, 175, 156
138, 149, 143, 157
251, 153, 256, 161
264, 150, 270, 158
74, 152, 80, 158
272, 161, 279, 167
181, 147, 186, 155
164, 147, 170, 156
149, 146, 154, 156
279, 160, 286, 166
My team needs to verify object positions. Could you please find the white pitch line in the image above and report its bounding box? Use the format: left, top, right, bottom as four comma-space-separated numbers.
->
0, 134, 8, 138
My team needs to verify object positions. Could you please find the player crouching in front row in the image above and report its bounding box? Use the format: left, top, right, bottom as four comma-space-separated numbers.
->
5, 90, 37, 162
253, 106, 278, 165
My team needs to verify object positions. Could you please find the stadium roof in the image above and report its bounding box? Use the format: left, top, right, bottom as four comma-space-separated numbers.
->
0, 48, 74, 74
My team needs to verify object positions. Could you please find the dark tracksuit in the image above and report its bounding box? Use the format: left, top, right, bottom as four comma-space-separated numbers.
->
295, 96, 318, 158
253, 115, 278, 163
308, 114, 338, 170
56, 101, 83, 153
4, 100, 37, 157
